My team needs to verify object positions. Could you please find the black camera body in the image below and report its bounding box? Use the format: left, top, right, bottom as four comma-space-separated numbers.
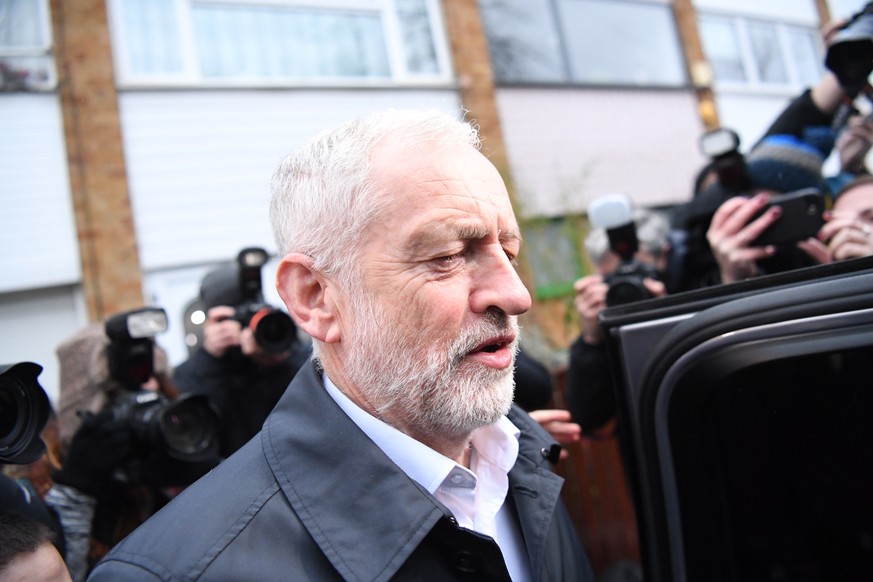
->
223, 247, 297, 355
102, 308, 220, 484
605, 260, 660, 307
105, 390, 219, 474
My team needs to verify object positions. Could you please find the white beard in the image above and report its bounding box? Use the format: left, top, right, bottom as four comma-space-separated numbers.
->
341, 289, 518, 440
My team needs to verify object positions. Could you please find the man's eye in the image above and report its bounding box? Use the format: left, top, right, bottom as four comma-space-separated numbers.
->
438, 253, 463, 265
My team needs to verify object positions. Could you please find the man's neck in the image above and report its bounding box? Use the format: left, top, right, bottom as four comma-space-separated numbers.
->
318, 356, 473, 464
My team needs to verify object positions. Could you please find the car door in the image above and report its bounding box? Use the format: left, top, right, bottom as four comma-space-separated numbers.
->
599, 255, 873, 582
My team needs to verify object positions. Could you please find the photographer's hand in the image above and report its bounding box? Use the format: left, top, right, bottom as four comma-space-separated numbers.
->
202, 306, 242, 358
803, 210, 873, 263
836, 115, 873, 174
573, 274, 608, 345
642, 278, 667, 298
707, 194, 779, 283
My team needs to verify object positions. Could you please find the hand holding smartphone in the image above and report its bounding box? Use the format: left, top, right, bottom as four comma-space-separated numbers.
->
751, 188, 825, 247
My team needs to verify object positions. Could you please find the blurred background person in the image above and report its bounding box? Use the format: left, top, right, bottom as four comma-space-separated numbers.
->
173, 248, 311, 458
802, 173, 873, 262
566, 199, 671, 436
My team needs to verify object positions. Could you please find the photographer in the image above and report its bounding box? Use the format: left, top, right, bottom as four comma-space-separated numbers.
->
46, 310, 219, 581
566, 202, 670, 435
173, 249, 311, 457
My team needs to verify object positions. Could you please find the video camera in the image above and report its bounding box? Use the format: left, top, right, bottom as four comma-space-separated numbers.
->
217, 247, 297, 355
589, 194, 661, 307
0, 362, 50, 465
102, 307, 220, 482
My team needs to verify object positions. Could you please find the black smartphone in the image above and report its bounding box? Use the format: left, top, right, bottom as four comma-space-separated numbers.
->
752, 187, 825, 247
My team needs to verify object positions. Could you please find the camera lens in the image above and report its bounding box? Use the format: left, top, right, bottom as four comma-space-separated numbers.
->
159, 396, 219, 460
250, 309, 297, 354
0, 363, 49, 464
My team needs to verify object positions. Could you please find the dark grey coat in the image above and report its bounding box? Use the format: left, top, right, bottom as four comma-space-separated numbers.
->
88, 360, 594, 581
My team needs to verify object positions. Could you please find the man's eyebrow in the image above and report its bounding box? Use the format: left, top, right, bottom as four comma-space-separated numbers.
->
407, 222, 522, 255
441, 223, 523, 245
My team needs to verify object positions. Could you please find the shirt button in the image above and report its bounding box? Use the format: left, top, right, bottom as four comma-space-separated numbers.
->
450, 473, 464, 484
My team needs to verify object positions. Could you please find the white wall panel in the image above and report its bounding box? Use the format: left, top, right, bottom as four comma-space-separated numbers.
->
0, 95, 80, 293
0, 286, 88, 405
118, 89, 461, 271
495, 88, 708, 215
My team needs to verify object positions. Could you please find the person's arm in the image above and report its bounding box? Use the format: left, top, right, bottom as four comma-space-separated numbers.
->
565, 336, 616, 435
43, 484, 96, 582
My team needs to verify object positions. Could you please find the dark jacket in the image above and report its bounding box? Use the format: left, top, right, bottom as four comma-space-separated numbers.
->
89, 360, 594, 581
173, 340, 310, 457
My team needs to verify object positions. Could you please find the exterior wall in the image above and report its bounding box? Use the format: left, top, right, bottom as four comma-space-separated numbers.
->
0, 287, 87, 403
0, 94, 80, 292
496, 88, 708, 215
0, 93, 86, 404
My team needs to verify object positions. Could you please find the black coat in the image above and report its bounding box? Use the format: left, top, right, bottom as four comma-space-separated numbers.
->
90, 360, 594, 581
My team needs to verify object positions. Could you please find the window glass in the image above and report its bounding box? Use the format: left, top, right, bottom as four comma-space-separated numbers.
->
0, 0, 54, 90
192, 4, 389, 79
698, 14, 746, 82
120, 0, 184, 75
786, 24, 823, 88
698, 12, 822, 90
396, 0, 439, 74
478, 0, 686, 86
112, 0, 446, 84
557, 0, 686, 86
747, 20, 787, 84
477, 0, 565, 82
669, 344, 873, 580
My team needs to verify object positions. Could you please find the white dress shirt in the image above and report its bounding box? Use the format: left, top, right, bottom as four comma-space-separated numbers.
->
324, 375, 533, 581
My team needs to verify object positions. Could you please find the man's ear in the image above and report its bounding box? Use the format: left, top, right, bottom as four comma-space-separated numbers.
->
276, 253, 341, 344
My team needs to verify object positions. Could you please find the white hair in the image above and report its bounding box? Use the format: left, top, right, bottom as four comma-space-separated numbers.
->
269, 108, 481, 288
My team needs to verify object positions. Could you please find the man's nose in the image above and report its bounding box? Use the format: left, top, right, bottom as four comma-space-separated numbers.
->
469, 249, 532, 316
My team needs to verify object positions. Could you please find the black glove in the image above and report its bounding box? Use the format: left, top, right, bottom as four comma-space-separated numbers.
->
53, 410, 135, 496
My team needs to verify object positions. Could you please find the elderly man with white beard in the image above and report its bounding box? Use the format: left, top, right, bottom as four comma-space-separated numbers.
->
88, 109, 594, 582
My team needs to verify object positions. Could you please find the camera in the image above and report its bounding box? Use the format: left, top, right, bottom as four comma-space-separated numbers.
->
107, 390, 219, 464
826, 2, 873, 99
589, 194, 662, 307
604, 260, 661, 307
219, 247, 297, 355
103, 307, 220, 482
699, 128, 751, 196
0, 362, 50, 465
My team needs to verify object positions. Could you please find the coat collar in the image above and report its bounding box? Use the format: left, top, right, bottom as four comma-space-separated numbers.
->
262, 360, 564, 582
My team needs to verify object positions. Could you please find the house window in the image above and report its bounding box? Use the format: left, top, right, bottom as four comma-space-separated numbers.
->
0, 0, 55, 91
698, 13, 823, 90
478, 0, 687, 87
109, 0, 451, 86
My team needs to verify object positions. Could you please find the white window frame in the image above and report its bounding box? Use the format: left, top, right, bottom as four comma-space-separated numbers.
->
107, 0, 453, 88
0, 0, 56, 90
699, 11, 824, 97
